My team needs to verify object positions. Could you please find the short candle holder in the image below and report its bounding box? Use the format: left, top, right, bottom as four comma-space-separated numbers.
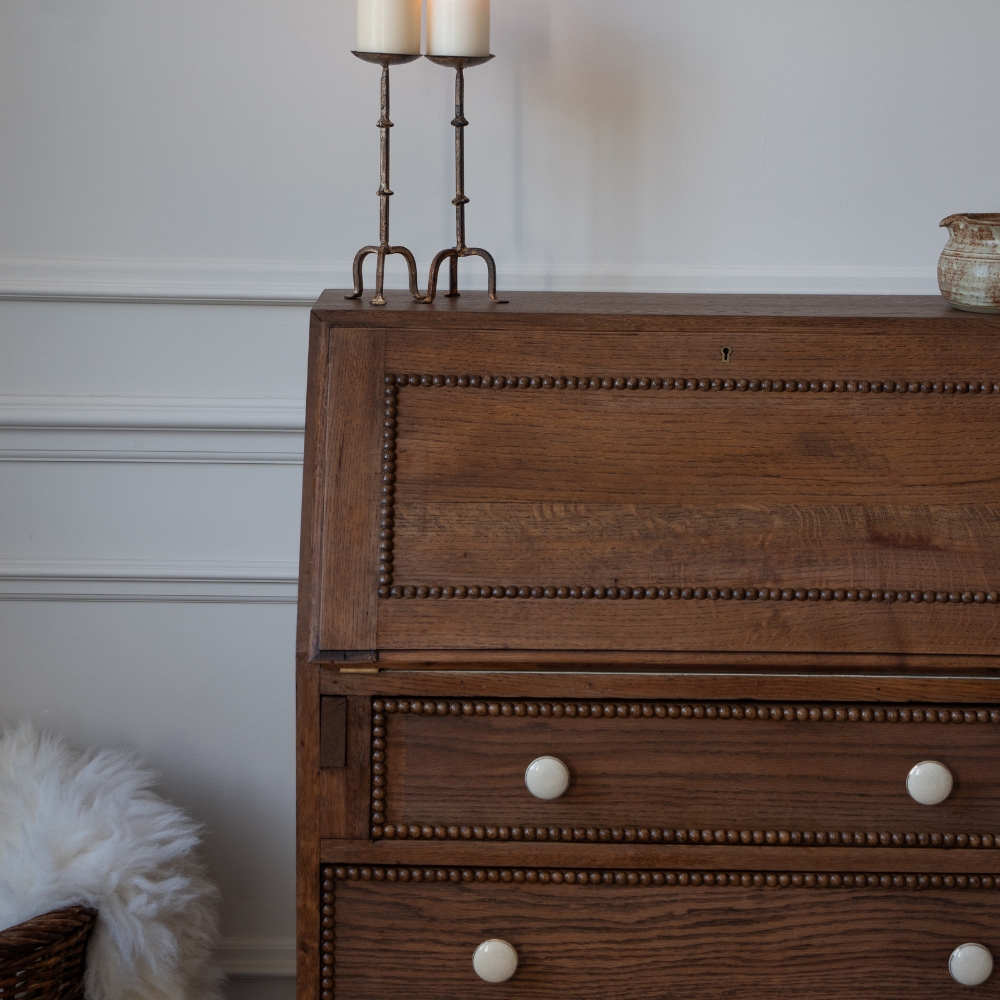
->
346, 51, 423, 306
423, 54, 507, 304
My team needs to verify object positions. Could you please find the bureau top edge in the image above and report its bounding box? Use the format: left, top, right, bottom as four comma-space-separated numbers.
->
313, 290, 1000, 328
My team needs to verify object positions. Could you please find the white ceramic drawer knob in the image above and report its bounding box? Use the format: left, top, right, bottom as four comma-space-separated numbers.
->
906, 760, 953, 805
473, 939, 518, 983
950, 943, 994, 986
525, 756, 570, 800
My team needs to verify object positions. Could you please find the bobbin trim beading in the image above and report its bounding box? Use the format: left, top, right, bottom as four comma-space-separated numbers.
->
324, 865, 1000, 891
378, 381, 397, 594
377, 697, 1000, 725
390, 373, 1000, 395
373, 822, 1000, 850
380, 583, 1000, 604
371, 698, 1000, 847
320, 873, 335, 1000
371, 702, 387, 831
377, 376, 999, 604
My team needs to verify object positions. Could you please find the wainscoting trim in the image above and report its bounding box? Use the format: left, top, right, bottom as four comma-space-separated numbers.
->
0, 255, 940, 303
0, 559, 298, 603
0, 395, 305, 465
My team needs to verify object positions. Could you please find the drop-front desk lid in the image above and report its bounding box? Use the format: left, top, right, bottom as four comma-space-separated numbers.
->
298, 292, 1000, 671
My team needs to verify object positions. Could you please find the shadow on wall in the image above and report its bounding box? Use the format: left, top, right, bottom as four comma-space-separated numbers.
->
501, 0, 692, 267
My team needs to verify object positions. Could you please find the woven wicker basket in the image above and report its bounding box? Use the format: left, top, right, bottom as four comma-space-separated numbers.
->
0, 906, 97, 1000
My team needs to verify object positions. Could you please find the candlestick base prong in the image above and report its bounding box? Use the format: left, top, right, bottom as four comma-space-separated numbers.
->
422, 53, 507, 306
346, 244, 423, 307
344, 52, 424, 306
423, 246, 507, 304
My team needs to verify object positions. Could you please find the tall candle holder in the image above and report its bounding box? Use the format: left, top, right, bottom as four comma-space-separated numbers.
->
422, 55, 507, 303
346, 51, 424, 306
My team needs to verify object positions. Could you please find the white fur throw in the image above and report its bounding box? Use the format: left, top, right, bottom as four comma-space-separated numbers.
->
0, 723, 221, 1000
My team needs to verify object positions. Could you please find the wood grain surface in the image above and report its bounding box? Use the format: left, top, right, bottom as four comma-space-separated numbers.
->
383, 326, 1000, 372
299, 296, 1000, 1000
321, 670, 1000, 705
382, 374, 1000, 655
314, 326, 383, 655
330, 876, 1000, 999
383, 707, 1000, 836
392, 503, 1000, 590
296, 314, 325, 656
316, 289, 1000, 327
319, 696, 347, 769
377, 600, 1000, 654
320, 838, 1000, 874
295, 660, 321, 996
342, 696, 372, 840
302, 297, 1000, 660
371, 649, 1000, 671
394, 390, 1000, 507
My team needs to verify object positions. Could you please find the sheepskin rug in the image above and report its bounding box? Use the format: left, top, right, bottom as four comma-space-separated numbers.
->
0, 722, 221, 1000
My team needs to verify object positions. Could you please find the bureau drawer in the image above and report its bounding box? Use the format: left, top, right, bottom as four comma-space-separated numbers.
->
374, 698, 1000, 846
322, 864, 1000, 999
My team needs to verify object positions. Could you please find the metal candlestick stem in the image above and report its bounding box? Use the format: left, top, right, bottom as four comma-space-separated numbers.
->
346, 51, 423, 306
423, 55, 507, 304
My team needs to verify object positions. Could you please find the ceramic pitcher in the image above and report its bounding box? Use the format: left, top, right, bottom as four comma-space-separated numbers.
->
938, 213, 1000, 313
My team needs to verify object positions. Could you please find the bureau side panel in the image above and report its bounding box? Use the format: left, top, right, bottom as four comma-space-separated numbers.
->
314, 326, 384, 654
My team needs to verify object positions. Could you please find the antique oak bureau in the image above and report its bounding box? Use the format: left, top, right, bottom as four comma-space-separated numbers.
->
297, 292, 1000, 999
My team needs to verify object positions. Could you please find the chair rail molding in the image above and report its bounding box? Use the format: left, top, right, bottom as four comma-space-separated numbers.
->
0, 558, 299, 604
0, 256, 335, 305
0, 395, 305, 465
0, 255, 940, 303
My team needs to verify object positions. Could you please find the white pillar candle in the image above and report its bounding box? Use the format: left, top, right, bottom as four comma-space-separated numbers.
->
356, 0, 421, 55
427, 0, 490, 57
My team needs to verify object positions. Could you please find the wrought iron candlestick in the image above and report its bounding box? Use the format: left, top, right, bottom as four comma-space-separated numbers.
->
423, 55, 507, 303
346, 51, 423, 306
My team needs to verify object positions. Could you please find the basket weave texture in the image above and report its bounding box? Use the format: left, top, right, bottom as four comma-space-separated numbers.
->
0, 906, 97, 1000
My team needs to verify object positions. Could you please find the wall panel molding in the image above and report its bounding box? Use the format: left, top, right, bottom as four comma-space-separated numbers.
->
0, 558, 298, 603
0, 257, 333, 305
0, 395, 305, 464
0, 256, 940, 303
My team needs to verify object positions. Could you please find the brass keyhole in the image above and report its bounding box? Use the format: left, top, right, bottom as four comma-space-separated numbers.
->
721, 347, 732, 363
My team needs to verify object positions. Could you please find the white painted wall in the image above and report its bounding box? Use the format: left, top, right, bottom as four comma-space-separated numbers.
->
1, 1, 999, 994
0, 301, 309, 986
2, 0, 999, 296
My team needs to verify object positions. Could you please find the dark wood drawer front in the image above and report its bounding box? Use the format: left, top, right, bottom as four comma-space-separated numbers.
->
324, 866, 1000, 999
377, 699, 1000, 844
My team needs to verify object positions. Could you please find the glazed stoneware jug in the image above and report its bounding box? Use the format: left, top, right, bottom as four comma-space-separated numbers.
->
938, 213, 1000, 313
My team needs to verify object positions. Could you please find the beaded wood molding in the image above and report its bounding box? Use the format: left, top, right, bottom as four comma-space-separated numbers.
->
376, 697, 1000, 725
370, 698, 1000, 848
379, 377, 999, 604
319, 880, 334, 1000
388, 373, 1000, 395
379, 382, 397, 597
372, 822, 1000, 850
324, 865, 1000, 891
